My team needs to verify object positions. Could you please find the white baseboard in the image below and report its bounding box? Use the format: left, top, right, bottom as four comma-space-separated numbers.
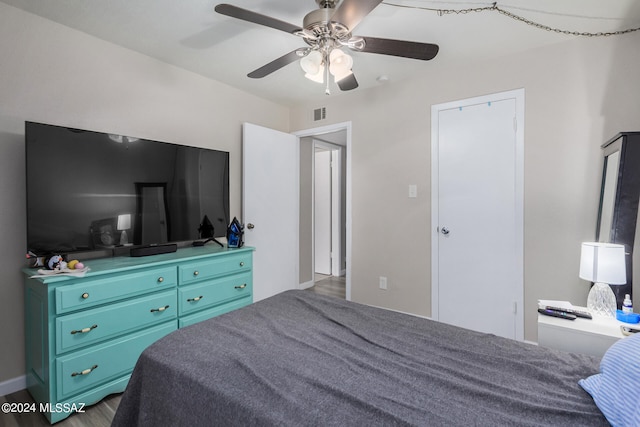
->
367, 303, 432, 320
0, 375, 26, 396
299, 280, 314, 290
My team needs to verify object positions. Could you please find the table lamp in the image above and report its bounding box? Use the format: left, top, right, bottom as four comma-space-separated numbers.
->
579, 242, 627, 317
117, 213, 132, 246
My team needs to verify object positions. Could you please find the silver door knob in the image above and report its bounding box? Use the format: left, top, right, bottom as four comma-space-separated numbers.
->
441, 227, 450, 235
247, 223, 255, 229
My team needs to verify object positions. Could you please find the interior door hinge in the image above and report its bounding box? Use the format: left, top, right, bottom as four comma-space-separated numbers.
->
513, 117, 517, 132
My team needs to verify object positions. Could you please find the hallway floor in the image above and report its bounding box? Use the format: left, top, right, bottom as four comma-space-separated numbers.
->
306, 274, 346, 299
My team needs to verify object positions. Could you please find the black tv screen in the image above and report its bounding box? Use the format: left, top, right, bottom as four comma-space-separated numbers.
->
26, 121, 229, 256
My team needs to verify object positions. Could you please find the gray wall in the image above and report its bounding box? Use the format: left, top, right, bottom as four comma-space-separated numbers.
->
290, 31, 640, 342
0, 2, 289, 387
299, 136, 314, 284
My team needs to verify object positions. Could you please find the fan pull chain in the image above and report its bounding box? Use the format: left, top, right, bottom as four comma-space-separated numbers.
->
325, 52, 331, 95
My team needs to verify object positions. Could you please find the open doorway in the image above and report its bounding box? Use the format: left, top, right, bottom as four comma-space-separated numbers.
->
295, 123, 350, 300
242, 121, 351, 302
312, 139, 345, 299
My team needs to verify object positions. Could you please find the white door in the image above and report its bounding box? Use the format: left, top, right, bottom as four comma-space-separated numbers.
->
243, 123, 299, 302
314, 149, 332, 275
431, 90, 524, 340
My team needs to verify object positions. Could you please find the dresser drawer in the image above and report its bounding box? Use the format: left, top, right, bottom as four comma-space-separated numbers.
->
56, 267, 177, 314
178, 252, 252, 286
56, 290, 177, 354
179, 296, 252, 328
56, 322, 176, 400
178, 272, 252, 316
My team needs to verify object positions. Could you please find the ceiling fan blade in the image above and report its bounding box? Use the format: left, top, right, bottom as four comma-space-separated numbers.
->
215, 4, 301, 34
353, 36, 439, 60
336, 73, 359, 91
331, 0, 383, 32
247, 50, 304, 79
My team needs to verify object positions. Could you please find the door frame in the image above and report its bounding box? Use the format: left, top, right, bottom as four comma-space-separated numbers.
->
430, 89, 524, 340
294, 122, 352, 300
313, 140, 343, 278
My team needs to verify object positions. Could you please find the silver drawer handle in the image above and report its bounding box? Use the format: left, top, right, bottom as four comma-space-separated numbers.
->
193, 271, 199, 276
70, 324, 98, 335
71, 365, 98, 377
234, 284, 247, 289
81, 292, 89, 299
150, 305, 170, 313
187, 295, 203, 302
157, 277, 164, 283
239, 262, 245, 267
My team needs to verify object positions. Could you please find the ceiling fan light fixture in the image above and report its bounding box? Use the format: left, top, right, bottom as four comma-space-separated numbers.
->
329, 48, 353, 80
329, 48, 352, 67
305, 64, 325, 83
216, 1, 438, 94
300, 50, 323, 75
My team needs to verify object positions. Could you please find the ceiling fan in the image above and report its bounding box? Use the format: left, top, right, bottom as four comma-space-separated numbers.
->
215, 0, 439, 93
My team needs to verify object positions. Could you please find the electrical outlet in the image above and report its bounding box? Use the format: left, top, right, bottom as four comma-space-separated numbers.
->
379, 276, 388, 290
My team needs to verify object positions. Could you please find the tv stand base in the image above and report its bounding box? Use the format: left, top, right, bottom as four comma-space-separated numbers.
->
130, 244, 177, 257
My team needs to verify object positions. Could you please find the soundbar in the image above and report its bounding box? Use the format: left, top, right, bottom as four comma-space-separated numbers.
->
130, 244, 177, 257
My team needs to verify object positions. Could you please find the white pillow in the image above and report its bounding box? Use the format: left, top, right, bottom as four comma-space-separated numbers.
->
579, 332, 640, 427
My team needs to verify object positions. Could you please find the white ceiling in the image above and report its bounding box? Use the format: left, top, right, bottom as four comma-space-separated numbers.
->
3, 0, 639, 106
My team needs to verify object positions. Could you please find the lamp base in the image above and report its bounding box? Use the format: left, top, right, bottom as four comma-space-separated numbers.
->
587, 282, 617, 318
120, 230, 128, 245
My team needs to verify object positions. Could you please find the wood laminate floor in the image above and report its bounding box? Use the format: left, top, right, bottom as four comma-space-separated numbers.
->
307, 274, 346, 299
1, 275, 346, 426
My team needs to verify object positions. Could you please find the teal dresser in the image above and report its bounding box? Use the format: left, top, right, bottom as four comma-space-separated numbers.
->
23, 246, 253, 423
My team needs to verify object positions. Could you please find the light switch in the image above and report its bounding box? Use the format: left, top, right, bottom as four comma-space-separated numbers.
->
409, 184, 417, 198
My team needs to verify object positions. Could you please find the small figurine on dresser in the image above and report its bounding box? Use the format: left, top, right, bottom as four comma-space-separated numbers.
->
30, 254, 88, 278
46, 254, 67, 271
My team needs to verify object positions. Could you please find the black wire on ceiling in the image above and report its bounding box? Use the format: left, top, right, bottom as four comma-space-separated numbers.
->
381, 1, 640, 37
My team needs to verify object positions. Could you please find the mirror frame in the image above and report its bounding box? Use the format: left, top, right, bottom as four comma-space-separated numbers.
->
596, 133, 640, 307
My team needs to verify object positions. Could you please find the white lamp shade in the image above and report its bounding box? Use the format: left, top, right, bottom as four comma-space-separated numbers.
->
305, 64, 325, 83
300, 50, 323, 75
579, 242, 626, 284
329, 49, 353, 81
117, 213, 132, 231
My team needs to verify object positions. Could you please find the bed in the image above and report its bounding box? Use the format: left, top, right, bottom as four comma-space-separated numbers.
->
112, 290, 636, 426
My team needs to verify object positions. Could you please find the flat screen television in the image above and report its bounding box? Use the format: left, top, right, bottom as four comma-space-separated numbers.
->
26, 121, 230, 257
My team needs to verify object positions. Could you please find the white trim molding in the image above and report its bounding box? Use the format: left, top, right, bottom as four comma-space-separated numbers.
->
0, 375, 26, 396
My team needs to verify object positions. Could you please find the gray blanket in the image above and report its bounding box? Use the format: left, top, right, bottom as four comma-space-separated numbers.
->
112, 290, 608, 426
